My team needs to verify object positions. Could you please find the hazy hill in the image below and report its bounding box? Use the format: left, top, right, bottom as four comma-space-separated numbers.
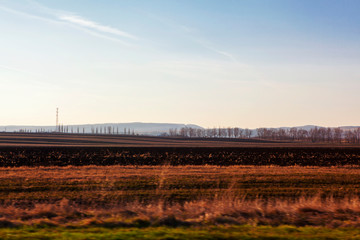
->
270, 125, 360, 131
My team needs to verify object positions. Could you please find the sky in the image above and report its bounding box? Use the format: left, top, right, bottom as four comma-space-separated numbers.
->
1, 0, 360, 128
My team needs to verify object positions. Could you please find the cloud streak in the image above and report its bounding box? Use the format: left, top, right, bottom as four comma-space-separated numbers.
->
0, 5, 62, 25
145, 13, 236, 62
0, 2, 137, 45
196, 40, 238, 62
58, 15, 138, 40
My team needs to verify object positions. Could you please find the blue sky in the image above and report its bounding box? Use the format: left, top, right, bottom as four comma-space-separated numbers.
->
1, 0, 359, 128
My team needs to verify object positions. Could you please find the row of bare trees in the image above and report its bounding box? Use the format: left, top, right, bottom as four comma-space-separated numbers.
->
57, 126, 136, 135
18, 126, 137, 135
257, 127, 360, 143
169, 127, 253, 138
171, 127, 360, 144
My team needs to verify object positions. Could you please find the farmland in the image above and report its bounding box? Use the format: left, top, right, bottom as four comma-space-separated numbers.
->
0, 132, 355, 147
3, 165, 360, 204
1, 165, 360, 239
1, 133, 360, 239
0, 132, 284, 147
1, 146, 360, 167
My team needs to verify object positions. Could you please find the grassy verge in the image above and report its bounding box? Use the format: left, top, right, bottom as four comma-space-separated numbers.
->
1, 225, 360, 240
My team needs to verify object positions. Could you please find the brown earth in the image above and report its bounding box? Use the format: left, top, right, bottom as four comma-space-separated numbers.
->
1, 133, 360, 167
0, 132, 357, 147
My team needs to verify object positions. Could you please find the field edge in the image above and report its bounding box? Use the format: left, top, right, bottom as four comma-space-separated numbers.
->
0, 225, 359, 240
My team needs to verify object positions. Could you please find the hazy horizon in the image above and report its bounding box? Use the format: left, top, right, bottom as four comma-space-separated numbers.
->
1, 0, 360, 128
1, 121, 359, 130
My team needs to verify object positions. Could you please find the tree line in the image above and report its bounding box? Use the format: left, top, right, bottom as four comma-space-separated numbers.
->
17, 126, 137, 135
12, 125, 360, 144
170, 126, 360, 143
169, 127, 253, 138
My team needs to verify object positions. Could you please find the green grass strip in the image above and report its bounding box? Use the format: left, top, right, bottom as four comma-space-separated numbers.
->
0, 225, 360, 240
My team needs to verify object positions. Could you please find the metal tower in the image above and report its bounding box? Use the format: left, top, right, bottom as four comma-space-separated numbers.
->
56, 108, 59, 132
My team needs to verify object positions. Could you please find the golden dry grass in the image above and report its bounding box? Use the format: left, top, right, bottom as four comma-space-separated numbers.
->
0, 165, 360, 227
1, 195, 360, 228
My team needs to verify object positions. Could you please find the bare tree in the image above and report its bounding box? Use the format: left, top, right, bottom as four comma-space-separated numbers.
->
196, 128, 204, 138
179, 127, 189, 137
169, 128, 178, 137
244, 128, 252, 139
334, 128, 343, 143
356, 128, 360, 144
211, 128, 217, 138
326, 128, 333, 143
257, 128, 265, 139
289, 127, 298, 140
345, 130, 355, 143
233, 127, 240, 138
227, 127, 233, 138
239, 129, 244, 138
278, 129, 287, 140
189, 128, 196, 138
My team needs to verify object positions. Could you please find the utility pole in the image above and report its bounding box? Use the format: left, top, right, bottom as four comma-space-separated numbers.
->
56, 108, 59, 132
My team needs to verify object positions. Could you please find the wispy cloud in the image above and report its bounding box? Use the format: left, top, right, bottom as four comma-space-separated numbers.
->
73, 26, 135, 46
145, 12, 236, 62
194, 37, 237, 62
0, 2, 137, 45
215, 50, 237, 62
0, 5, 62, 25
58, 15, 138, 40
193, 39, 238, 62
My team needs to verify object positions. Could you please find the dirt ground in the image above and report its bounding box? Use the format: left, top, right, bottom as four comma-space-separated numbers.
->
0, 132, 357, 147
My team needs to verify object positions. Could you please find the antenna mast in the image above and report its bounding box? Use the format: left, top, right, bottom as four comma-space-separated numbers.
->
56, 108, 59, 132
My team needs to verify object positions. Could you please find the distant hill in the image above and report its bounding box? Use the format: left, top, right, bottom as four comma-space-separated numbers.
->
0, 122, 203, 136
292, 125, 360, 131
339, 126, 360, 130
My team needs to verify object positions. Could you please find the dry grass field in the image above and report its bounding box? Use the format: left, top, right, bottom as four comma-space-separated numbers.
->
1, 165, 360, 229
